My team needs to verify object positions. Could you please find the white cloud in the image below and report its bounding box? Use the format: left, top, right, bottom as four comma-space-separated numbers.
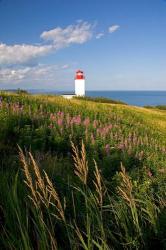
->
0, 64, 71, 84
0, 67, 30, 82
96, 33, 104, 39
108, 25, 120, 33
0, 21, 94, 66
40, 21, 93, 49
0, 43, 53, 65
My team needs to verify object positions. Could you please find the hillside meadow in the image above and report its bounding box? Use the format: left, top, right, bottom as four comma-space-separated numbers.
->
0, 92, 166, 250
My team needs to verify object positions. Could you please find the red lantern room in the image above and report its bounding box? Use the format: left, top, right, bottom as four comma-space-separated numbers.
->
75, 70, 85, 80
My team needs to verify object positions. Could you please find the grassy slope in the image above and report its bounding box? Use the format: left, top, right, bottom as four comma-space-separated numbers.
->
0, 93, 166, 250
45, 95, 166, 129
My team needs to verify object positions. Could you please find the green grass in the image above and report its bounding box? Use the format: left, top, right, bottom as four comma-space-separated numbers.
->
74, 95, 127, 105
145, 105, 166, 111
0, 92, 166, 249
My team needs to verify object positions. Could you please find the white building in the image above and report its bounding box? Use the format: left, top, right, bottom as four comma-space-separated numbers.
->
62, 70, 85, 99
75, 70, 85, 96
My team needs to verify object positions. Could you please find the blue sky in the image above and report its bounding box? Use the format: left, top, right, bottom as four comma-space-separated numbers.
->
0, 0, 166, 90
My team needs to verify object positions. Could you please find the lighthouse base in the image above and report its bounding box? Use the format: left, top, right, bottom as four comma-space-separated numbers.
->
75, 79, 85, 96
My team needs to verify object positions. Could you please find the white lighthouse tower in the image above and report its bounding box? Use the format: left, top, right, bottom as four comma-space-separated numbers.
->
75, 70, 85, 96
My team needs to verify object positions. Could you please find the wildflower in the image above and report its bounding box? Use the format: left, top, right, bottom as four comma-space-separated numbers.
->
57, 118, 63, 126
105, 144, 110, 155
93, 120, 98, 128
147, 170, 153, 177
71, 115, 81, 125
50, 113, 56, 121
57, 111, 64, 118
118, 144, 125, 150
75, 115, 81, 125
83, 117, 90, 127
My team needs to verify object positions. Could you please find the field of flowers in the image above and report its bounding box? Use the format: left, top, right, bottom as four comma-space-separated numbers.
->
0, 92, 165, 249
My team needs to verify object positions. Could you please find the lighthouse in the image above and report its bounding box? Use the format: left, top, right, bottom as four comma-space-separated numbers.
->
75, 70, 85, 96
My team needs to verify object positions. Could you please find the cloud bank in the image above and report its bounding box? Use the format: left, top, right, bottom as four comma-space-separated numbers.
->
0, 21, 93, 66
0, 21, 120, 87
0, 43, 52, 65
0, 64, 69, 84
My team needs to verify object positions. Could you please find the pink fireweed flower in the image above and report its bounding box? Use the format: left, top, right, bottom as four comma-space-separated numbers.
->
93, 120, 98, 128
76, 115, 81, 125
118, 144, 125, 150
96, 125, 111, 138
105, 144, 110, 155
57, 111, 64, 118
147, 170, 153, 177
50, 113, 56, 121
83, 117, 90, 127
57, 118, 63, 126
71, 115, 81, 125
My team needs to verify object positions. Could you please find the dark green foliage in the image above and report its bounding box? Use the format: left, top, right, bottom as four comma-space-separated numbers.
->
144, 105, 166, 110
74, 95, 127, 105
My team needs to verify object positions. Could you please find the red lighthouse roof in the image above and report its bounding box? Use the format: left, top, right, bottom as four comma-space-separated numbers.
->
75, 69, 85, 80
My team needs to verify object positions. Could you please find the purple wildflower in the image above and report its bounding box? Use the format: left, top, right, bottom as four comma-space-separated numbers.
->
83, 117, 90, 127
93, 120, 98, 128
50, 113, 56, 121
147, 170, 153, 177
57, 118, 63, 126
57, 111, 64, 118
71, 115, 81, 125
118, 144, 125, 150
105, 144, 110, 155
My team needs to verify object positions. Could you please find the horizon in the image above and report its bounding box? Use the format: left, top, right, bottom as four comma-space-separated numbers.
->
0, 0, 166, 90
2, 89, 166, 92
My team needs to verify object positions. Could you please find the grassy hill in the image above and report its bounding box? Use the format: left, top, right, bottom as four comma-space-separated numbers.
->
0, 93, 165, 249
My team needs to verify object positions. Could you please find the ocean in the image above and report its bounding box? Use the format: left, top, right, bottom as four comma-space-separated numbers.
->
29, 90, 166, 107
86, 91, 166, 107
